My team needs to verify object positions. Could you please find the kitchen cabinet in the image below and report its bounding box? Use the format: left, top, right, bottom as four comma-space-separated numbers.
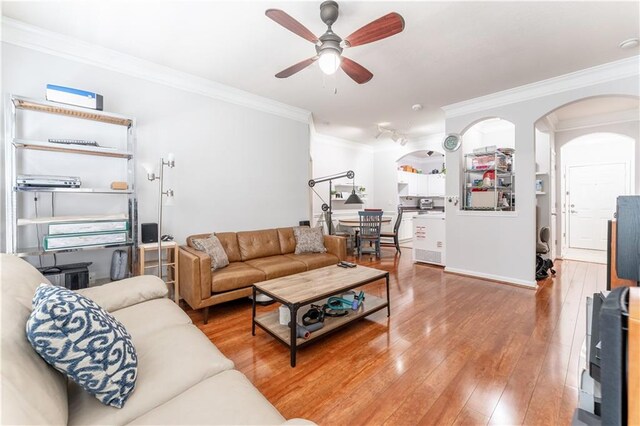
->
398, 171, 418, 196
417, 174, 429, 196
428, 174, 445, 196
398, 211, 418, 241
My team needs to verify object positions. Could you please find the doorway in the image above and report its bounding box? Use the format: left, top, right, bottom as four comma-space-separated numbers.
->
561, 134, 634, 263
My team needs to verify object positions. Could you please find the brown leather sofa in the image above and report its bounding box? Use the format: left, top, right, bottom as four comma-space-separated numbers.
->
179, 227, 347, 323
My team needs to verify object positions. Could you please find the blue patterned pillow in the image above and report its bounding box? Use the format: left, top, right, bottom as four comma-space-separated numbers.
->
26, 285, 137, 408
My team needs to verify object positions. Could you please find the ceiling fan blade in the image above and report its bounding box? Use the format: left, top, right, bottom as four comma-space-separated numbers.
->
344, 12, 405, 48
340, 57, 373, 84
266, 9, 319, 43
275, 56, 319, 78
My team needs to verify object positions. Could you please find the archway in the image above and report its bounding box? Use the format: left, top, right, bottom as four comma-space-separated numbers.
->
460, 118, 516, 211
395, 149, 446, 247
534, 95, 639, 264
560, 133, 635, 263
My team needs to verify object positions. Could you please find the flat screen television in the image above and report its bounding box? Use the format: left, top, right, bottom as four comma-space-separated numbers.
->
615, 195, 640, 284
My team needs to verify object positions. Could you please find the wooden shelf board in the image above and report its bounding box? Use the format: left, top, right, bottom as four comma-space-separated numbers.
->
254, 294, 386, 346
13, 139, 132, 159
15, 187, 133, 194
144, 261, 176, 269
13, 97, 133, 127
17, 213, 127, 226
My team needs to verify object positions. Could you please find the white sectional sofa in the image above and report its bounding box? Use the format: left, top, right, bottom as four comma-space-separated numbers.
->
0, 254, 311, 425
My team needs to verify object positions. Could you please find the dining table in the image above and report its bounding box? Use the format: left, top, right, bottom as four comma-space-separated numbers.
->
336, 216, 393, 254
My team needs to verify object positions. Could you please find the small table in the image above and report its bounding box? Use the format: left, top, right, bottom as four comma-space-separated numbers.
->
138, 241, 179, 304
252, 265, 390, 367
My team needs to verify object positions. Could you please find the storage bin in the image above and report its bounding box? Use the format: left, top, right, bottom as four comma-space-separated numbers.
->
470, 191, 500, 208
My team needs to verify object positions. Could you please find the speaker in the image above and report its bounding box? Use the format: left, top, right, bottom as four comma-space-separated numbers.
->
141, 223, 158, 243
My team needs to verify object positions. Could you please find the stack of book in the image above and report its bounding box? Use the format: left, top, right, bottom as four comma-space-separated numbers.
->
43, 219, 129, 251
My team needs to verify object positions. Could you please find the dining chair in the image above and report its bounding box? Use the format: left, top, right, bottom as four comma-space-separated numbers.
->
380, 206, 403, 254
357, 210, 383, 258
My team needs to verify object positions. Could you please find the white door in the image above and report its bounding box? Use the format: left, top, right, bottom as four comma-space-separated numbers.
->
568, 163, 628, 250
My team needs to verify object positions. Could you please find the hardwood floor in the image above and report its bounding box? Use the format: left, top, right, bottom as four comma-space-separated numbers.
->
183, 251, 605, 425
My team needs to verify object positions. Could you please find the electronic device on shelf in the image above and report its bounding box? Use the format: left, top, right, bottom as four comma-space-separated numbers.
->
160, 234, 174, 242
419, 198, 434, 210
38, 262, 92, 290
16, 174, 81, 188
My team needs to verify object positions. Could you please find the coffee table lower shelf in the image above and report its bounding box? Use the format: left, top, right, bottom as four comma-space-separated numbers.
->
254, 294, 387, 348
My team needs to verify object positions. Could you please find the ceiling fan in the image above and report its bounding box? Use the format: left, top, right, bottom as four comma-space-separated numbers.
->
266, 1, 405, 84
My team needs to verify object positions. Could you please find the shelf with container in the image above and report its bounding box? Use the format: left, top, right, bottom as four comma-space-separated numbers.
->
462, 150, 515, 212
4, 94, 138, 278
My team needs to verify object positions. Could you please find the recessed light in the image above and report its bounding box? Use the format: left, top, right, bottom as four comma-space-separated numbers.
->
377, 121, 390, 126
412, 104, 423, 111
619, 38, 639, 49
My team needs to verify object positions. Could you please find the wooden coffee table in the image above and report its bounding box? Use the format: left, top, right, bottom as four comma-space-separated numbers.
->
251, 265, 390, 367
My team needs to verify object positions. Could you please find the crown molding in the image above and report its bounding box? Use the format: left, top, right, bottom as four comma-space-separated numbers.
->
1, 17, 311, 123
554, 108, 639, 132
442, 56, 640, 118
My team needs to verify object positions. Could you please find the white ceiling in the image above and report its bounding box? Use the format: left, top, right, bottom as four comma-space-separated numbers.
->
3, 1, 639, 144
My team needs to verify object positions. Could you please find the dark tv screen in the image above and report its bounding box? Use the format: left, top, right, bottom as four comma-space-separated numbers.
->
616, 196, 640, 282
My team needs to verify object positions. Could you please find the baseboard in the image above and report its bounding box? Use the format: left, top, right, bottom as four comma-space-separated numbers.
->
444, 266, 537, 289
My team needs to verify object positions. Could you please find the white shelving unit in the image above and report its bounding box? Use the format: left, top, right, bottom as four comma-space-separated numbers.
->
3, 94, 138, 272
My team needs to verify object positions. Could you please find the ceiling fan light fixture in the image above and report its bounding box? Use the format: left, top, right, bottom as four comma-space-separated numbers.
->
318, 50, 341, 75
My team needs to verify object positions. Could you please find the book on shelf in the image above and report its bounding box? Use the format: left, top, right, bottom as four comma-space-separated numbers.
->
43, 231, 128, 250
48, 220, 128, 235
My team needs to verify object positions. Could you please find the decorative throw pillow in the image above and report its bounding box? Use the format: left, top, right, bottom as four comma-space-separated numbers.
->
192, 234, 230, 271
26, 285, 137, 408
293, 226, 327, 254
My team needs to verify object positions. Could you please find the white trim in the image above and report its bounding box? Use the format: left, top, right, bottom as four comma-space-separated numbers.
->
554, 108, 639, 132
1, 17, 311, 123
444, 266, 537, 288
442, 56, 640, 118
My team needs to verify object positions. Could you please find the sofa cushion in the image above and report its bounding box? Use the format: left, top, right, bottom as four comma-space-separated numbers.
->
285, 253, 340, 270
0, 255, 68, 426
293, 227, 327, 254
246, 255, 307, 280
68, 324, 234, 425
27, 285, 138, 408
77, 275, 168, 313
211, 262, 266, 293
128, 370, 286, 425
214, 232, 242, 263
111, 298, 191, 341
192, 234, 230, 271
237, 229, 282, 261
277, 227, 297, 254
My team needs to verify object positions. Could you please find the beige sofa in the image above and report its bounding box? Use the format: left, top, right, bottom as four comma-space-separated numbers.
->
0, 254, 312, 425
180, 227, 347, 323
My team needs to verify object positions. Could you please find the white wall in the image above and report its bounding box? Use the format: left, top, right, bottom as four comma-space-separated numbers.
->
1, 43, 310, 278
444, 74, 639, 287
309, 128, 374, 225
535, 128, 551, 234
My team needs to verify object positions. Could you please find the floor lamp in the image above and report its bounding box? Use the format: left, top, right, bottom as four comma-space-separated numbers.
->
308, 170, 363, 235
147, 153, 175, 279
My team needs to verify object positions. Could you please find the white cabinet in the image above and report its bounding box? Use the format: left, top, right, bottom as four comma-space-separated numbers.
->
398, 171, 419, 196
417, 174, 429, 196
427, 174, 445, 196
398, 172, 445, 197
398, 212, 418, 241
